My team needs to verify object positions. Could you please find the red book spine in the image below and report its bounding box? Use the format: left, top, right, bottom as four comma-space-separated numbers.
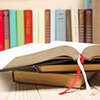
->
3, 10, 10, 50
84, 9, 92, 43
45, 10, 50, 43
24, 10, 33, 44
0, 10, 4, 51
78, 9, 85, 43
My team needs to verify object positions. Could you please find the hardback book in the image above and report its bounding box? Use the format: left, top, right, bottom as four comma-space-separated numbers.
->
3, 10, 10, 50
24, 10, 33, 44
50, 9, 56, 42
66, 10, 72, 41
38, 9, 45, 43
35, 63, 100, 72
17, 10, 25, 46
9, 10, 17, 48
84, 9, 92, 43
32, 9, 39, 43
71, 6, 79, 42
0, 10, 4, 51
45, 9, 50, 43
12, 67, 95, 88
78, 9, 85, 43
0, 41, 100, 71
55, 9, 66, 41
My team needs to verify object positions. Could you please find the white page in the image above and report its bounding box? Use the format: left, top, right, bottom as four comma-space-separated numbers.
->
0, 41, 96, 69
50, 41, 95, 53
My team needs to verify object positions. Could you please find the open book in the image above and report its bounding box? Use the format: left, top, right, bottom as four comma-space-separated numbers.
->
0, 41, 100, 70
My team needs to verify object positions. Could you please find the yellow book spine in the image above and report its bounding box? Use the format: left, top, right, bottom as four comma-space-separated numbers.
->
38, 9, 45, 43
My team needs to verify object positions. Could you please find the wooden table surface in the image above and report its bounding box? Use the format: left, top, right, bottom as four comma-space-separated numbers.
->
0, 71, 100, 100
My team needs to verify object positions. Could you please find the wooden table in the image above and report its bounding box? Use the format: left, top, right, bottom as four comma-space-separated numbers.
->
0, 71, 100, 100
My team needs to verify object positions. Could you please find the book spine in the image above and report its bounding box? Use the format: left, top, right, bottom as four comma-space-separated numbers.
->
78, 9, 85, 43
17, 10, 25, 46
3, 10, 10, 50
85, 0, 90, 9
55, 9, 66, 41
50, 9, 55, 42
0, 10, 4, 51
71, 6, 79, 42
38, 10, 45, 43
45, 9, 50, 43
33, 10, 39, 43
66, 10, 72, 41
9, 10, 17, 48
84, 9, 92, 43
24, 10, 33, 44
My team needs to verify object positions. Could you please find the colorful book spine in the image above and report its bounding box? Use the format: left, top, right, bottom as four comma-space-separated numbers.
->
71, 6, 79, 42
85, 0, 90, 9
66, 10, 72, 41
9, 10, 17, 48
50, 9, 55, 42
3, 10, 10, 50
38, 10, 45, 43
55, 9, 66, 41
33, 9, 38, 43
45, 9, 50, 43
78, 9, 85, 43
17, 10, 25, 46
24, 10, 33, 44
84, 9, 92, 43
0, 10, 4, 51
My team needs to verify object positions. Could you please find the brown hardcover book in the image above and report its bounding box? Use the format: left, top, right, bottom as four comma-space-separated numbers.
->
45, 10, 50, 43
3, 10, 10, 50
36, 63, 100, 72
66, 10, 72, 41
12, 67, 95, 88
84, 9, 92, 43
78, 9, 85, 43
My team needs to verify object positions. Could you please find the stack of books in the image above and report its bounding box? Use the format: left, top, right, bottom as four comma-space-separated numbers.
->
0, 41, 100, 89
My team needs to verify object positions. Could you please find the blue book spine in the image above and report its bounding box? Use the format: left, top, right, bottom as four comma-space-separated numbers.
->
55, 9, 66, 41
50, 9, 56, 42
85, 0, 90, 9
9, 10, 17, 48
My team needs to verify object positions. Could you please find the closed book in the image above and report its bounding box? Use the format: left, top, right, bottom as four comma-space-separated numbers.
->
84, 9, 92, 43
38, 10, 45, 43
71, 6, 79, 42
17, 10, 25, 46
12, 67, 95, 88
3, 10, 10, 50
45, 9, 50, 43
78, 9, 85, 43
36, 63, 100, 72
33, 9, 39, 43
24, 10, 33, 44
9, 10, 17, 48
66, 10, 72, 41
55, 9, 66, 41
50, 9, 56, 42
0, 10, 4, 51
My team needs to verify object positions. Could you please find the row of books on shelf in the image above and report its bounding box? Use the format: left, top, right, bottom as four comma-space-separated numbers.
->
0, 8, 92, 51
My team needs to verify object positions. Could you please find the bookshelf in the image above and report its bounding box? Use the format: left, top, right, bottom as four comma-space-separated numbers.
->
91, 0, 100, 44
0, 0, 85, 9
0, 0, 99, 44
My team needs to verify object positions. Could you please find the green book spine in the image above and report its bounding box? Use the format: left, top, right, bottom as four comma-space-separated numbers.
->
17, 10, 24, 46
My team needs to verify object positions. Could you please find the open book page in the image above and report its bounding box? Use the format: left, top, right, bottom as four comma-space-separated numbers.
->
50, 41, 95, 54
0, 41, 96, 70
